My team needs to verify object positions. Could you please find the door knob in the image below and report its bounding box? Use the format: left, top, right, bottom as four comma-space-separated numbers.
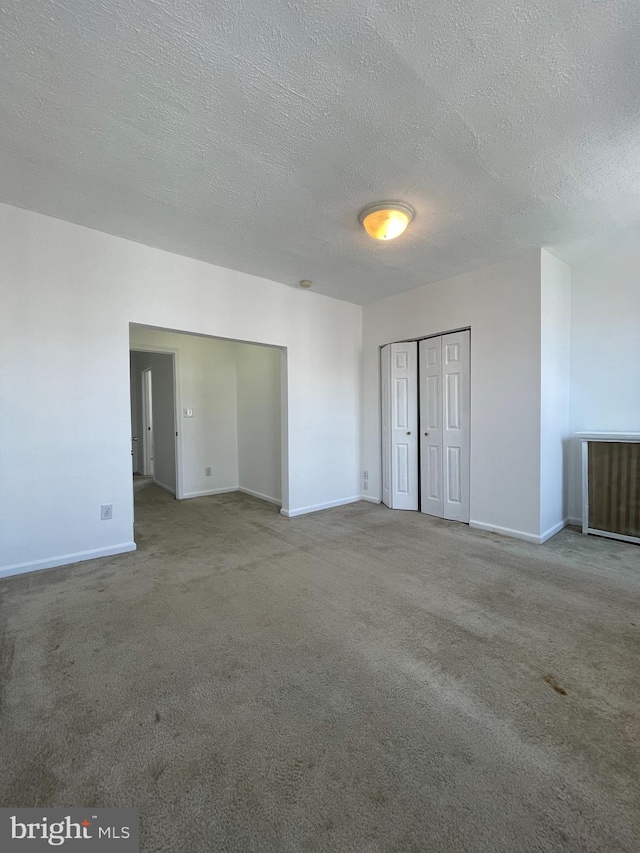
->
424, 432, 429, 436
406, 431, 411, 435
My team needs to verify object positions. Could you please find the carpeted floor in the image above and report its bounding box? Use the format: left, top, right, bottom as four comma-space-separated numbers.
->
1, 485, 639, 851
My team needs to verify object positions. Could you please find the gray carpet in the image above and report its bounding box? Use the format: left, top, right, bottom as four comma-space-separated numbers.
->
1, 485, 639, 852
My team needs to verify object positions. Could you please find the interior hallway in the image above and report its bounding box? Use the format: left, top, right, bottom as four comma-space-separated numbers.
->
0, 486, 638, 852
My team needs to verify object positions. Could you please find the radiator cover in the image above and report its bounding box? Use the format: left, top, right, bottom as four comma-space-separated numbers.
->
579, 432, 640, 545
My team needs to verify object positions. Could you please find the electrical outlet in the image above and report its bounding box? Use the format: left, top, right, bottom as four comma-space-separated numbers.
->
363, 470, 368, 479
101, 504, 113, 521
184, 408, 193, 418
205, 467, 212, 477
363, 482, 368, 491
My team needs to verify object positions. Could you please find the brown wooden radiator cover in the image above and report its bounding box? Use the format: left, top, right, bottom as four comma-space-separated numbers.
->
588, 441, 640, 538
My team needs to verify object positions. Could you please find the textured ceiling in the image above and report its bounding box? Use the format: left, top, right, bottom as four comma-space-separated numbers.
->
0, 0, 639, 304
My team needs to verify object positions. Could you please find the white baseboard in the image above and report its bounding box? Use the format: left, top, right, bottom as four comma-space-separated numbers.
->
361, 495, 381, 504
183, 486, 282, 506
470, 520, 543, 545
182, 487, 237, 499
153, 479, 176, 496
281, 496, 362, 518
237, 487, 282, 506
470, 518, 571, 545
539, 518, 569, 543
0, 542, 137, 580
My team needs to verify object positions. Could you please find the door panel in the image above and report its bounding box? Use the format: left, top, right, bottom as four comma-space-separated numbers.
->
426, 444, 441, 500
420, 337, 444, 517
396, 444, 409, 494
381, 345, 391, 508
141, 368, 154, 477
382, 342, 418, 510
446, 372, 460, 429
442, 330, 470, 522
447, 445, 461, 504
424, 374, 439, 429
395, 376, 409, 428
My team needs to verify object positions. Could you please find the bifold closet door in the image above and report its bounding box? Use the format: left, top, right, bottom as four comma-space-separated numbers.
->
381, 342, 418, 510
420, 331, 470, 522
419, 338, 444, 517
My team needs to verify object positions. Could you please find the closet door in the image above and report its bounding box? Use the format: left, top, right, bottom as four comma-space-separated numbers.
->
381, 342, 418, 510
381, 345, 391, 508
442, 330, 470, 522
419, 337, 444, 517
419, 330, 470, 522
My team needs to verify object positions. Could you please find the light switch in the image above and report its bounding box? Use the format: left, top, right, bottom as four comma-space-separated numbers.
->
184, 408, 193, 418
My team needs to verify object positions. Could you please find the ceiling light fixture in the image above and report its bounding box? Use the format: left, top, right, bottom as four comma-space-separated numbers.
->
299, 279, 312, 288
359, 201, 415, 241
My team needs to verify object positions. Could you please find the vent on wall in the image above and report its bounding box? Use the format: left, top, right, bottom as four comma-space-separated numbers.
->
579, 433, 640, 545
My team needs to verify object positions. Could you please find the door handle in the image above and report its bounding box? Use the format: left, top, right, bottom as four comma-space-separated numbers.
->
424, 432, 429, 436
406, 431, 411, 435
132, 436, 138, 441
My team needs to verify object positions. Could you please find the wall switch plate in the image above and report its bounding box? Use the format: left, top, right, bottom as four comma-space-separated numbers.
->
363, 470, 368, 479
205, 467, 212, 477
184, 408, 193, 418
101, 504, 113, 520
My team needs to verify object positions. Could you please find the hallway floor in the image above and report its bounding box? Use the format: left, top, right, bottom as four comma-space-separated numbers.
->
1, 486, 639, 851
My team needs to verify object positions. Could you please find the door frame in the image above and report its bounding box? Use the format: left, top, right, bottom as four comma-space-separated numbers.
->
379, 326, 471, 519
129, 330, 290, 514
130, 345, 184, 500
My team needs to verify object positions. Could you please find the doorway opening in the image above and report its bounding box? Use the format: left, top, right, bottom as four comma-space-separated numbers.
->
129, 324, 287, 526
381, 328, 470, 522
130, 350, 178, 498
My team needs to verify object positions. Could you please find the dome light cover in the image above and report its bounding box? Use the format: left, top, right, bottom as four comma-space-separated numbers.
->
359, 202, 415, 240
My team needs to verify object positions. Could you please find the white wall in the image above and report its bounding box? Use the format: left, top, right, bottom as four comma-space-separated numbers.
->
130, 350, 177, 493
130, 327, 239, 498
540, 251, 571, 537
362, 253, 544, 542
0, 203, 361, 576
567, 231, 640, 520
235, 343, 282, 504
